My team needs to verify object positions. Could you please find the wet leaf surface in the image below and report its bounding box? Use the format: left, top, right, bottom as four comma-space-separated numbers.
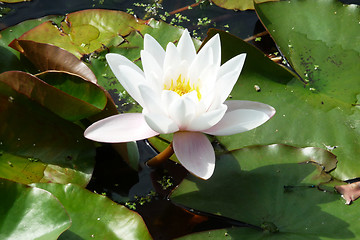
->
0, 178, 70, 240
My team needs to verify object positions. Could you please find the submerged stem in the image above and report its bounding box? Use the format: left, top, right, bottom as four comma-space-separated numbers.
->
146, 142, 174, 167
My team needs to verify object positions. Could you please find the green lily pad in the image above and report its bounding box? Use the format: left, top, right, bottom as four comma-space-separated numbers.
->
0, 79, 95, 186
255, 0, 360, 105
0, 178, 70, 240
172, 144, 360, 239
255, 0, 360, 180
201, 28, 360, 181
33, 183, 152, 240
17, 9, 151, 58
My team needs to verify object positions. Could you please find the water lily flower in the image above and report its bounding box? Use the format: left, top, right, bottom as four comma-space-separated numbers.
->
84, 29, 275, 180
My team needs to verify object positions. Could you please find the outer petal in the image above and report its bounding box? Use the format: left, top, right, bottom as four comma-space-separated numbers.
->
106, 54, 146, 107
203, 100, 276, 136
177, 29, 196, 64
106, 53, 144, 75
143, 34, 165, 67
173, 131, 215, 180
84, 113, 159, 143
143, 112, 179, 134
216, 53, 246, 103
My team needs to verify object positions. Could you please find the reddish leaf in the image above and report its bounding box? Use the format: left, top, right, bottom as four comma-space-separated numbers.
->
9, 39, 97, 83
335, 182, 360, 205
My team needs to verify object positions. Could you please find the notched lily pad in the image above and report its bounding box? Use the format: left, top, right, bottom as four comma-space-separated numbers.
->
16, 9, 150, 58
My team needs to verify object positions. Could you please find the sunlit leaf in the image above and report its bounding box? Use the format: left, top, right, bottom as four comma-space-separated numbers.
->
204, 29, 360, 181
16, 9, 151, 58
33, 183, 153, 240
0, 179, 70, 240
255, 0, 360, 105
252, 0, 360, 180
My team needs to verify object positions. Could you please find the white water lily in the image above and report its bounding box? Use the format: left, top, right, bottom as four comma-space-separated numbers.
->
85, 29, 275, 179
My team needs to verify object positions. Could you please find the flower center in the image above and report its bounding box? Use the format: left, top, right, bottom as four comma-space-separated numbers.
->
164, 74, 201, 100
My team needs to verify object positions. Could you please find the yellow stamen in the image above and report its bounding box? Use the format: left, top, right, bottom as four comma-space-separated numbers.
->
164, 74, 201, 100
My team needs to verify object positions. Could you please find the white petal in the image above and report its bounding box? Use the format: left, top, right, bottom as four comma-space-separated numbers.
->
173, 131, 215, 180
217, 54, 246, 103
203, 100, 276, 136
198, 33, 221, 66
225, 100, 276, 116
163, 42, 181, 72
106, 53, 143, 75
106, 53, 146, 107
141, 50, 163, 87
177, 29, 196, 64
143, 34, 165, 67
188, 46, 213, 81
143, 112, 179, 134
196, 63, 218, 97
117, 65, 146, 107
162, 89, 180, 114
84, 113, 159, 143
187, 104, 227, 131
168, 92, 197, 129
139, 85, 165, 115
